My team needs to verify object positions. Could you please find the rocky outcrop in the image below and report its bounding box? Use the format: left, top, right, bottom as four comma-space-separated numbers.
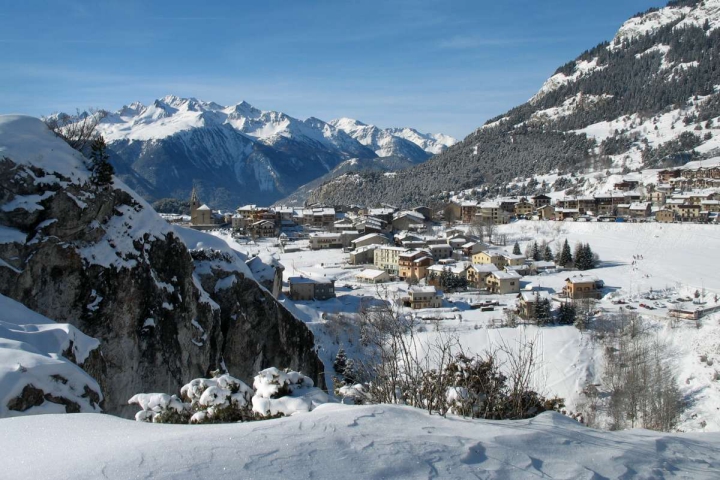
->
0, 116, 323, 418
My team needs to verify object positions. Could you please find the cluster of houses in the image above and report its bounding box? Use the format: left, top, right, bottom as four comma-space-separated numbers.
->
447, 160, 720, 224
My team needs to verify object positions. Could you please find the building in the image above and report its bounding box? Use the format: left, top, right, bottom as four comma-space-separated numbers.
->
532, 194, 552, 208
466, 263, 499, 287
517, 291, 553, 320
428, 244, 453, 261
309, 233, 343, 250
351, 233, 389, 250
537, 205, 555, 220
460, 201, 479, 223
628, 202, 651, 218
408, 286, 443, 309
287, 276, 336, 301
486, 271, 521, 295
355, 269, 390, 284
190, 188, 216, 228
248, 220, 276, 237
398, 250, 434, 280
563, 275, 604, 300
374, 246, 408, 275
349, 245, 379, 265
427, 262, 470, 288
392, 211, 427, 231
514, 199, 534, 217
472, 249, 507, 269
502, 253, 526, 267
655, 209, 676, 223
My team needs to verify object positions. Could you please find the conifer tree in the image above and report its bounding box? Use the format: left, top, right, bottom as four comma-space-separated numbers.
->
333, 347, 347, 377
543, 244, 553, 262
557, 239, 573, 267
531, 241, 541, 261
89, 135, 114, 187
513, 241, 521, 255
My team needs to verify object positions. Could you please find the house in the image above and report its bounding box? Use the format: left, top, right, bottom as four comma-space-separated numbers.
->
413, 206, 432, 221
537, 204, 555, 220
460, 201, 479, 223
629, 202, 651, 218
332, 217, 355, 232
502, 253, 526, 267
408, 286, 443, 309
514, 199, 534, 217
349, 245, 379, 265
472, 249, 507, 269
655, 209, 676, 223
392, 211, 427, 231
429, 244, 453, 260
517, 291, 553, 320
248, 220, 276, 237
478, 202, 510, 225
529, 260, 556, 274
556, 208, 580, 221
398, 250, 434, 280
486, 271, 521, 295
355, 269, 390, 284
288, 276, 336, 301
532, 194, 552, 208
461, 242, 485, 256
351, 233, 389, 250
466, 263, 499, 287
309, 233, 343, 250
374, 246, 408, 275
367, 207, 396, 224
563, 275, 604, 300
427, 262, 470, 288
677, 204, 703, 222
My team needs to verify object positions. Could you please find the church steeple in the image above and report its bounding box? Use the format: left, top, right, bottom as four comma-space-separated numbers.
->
190, 187, 200, 210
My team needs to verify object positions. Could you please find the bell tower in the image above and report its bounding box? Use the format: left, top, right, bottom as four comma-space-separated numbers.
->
190, 187, 200, 225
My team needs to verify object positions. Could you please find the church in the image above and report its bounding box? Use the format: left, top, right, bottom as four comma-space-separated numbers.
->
189, 188, 222, 230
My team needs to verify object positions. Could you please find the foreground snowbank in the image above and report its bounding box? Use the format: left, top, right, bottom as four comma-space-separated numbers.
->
1, 404, 719, 479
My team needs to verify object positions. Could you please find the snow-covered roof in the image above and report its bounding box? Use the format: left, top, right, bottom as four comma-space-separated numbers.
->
197, 204, 211, 211
519, 291, 552, 302
408, 286, 438, 295
355, 269, 388, 280
352, 233, 387, 244
491, 270, 521, 280
471, 264, 499, 273
566, 274, 600, 284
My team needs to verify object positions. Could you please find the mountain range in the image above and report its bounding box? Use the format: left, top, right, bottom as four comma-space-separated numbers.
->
87, 96, 455, 209
304, 0, 720, 207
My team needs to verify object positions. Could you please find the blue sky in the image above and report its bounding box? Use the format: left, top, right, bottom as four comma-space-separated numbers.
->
1, 0, 662, 139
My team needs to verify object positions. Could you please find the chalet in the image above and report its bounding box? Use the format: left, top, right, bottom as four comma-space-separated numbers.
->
413, 206, 432, 221
368, 207, 396, 224
577, 196, 596, 215
499, 198, 519, 213
517, 291, 553, 320
288, 276, 336, 301
529, 260, 556, 274
332, 217, 355, 232
556, 208, 580, 221
398, 250, 434, 280
351, 233, 389, 250
658, 169, 681, 183
427, 263, 470, 288
486, 270, 521, 295
408, 286, 443, 309
461, 242, 485, 256
355, 269, 390, 284
502, 253, 526, 267
563, 275, 604, 300
677, 204, 703, 222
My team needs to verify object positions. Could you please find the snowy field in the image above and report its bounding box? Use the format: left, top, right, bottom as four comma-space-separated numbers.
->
3, 404, 720, 479
213, 220, 720, 432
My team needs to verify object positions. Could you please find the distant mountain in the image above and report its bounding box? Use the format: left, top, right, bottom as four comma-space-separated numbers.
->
79, 96, 455, 209
306, 0, 720, 207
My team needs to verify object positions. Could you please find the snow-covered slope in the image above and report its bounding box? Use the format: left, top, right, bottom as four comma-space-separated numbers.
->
0, 294, 101, 417
2, 404, 720, 479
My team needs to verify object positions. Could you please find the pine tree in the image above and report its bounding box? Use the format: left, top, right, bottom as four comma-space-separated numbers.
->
513, 241, 521, 255
543, 244, 553, 262
531, 241, 541, 261
557, 301, 576, 325
533, 294, 552, 325
333, 347, 347, 377
89, 136, 114, 187
557, 239, 573, 267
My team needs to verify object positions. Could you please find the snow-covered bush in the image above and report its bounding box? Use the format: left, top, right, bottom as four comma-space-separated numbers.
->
129, 368, 327, 424
251, 367, 327, 417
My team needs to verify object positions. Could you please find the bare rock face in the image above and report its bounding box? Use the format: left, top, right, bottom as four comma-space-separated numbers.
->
0, 123, 323, 418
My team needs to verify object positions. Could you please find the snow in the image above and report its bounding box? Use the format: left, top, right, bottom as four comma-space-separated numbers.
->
0, 294, 101, 417
2, 404, 720, 479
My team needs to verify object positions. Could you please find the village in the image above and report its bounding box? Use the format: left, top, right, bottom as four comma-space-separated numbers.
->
163, 159, 720, 333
